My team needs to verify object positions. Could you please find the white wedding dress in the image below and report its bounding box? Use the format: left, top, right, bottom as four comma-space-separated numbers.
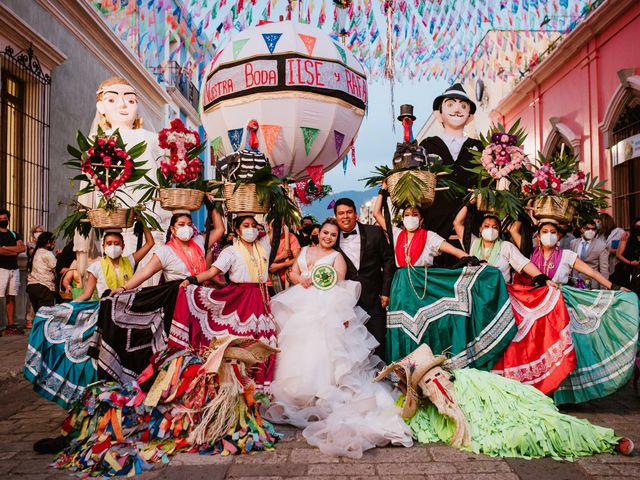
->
265, 247, 413, 458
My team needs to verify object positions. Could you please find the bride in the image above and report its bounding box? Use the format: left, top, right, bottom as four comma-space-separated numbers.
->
265, 218, 413, 458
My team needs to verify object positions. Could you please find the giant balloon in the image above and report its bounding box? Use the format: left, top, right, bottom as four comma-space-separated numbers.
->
201, 21, 368, 179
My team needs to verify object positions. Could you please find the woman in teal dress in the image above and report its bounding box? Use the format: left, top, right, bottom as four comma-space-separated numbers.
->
373, 188, 520, 370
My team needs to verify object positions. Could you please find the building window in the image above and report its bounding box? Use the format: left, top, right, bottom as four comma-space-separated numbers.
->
549, 137, 575, 158
612, 104, 640, 230
0, 46, 50, 235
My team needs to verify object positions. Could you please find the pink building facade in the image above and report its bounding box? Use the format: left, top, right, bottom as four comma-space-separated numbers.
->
490, 0, 640, 229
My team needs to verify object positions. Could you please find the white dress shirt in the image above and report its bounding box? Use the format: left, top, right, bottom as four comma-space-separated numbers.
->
340, 223, 361, 270
440, 132, 468, 161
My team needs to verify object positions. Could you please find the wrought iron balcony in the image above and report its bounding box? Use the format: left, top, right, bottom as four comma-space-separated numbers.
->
154, 61, 200, 112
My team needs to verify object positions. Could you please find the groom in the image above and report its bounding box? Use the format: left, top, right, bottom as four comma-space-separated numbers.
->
334, 198, 395, 360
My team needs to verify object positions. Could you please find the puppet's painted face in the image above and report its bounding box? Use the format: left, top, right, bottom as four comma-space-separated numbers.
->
97, 83, 138, 130
439, 98, 472, 130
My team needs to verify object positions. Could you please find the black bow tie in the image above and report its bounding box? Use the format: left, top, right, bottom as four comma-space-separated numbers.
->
343, 230, 357, 239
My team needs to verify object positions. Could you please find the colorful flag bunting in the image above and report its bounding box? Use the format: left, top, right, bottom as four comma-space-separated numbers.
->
300, 127, 320, 156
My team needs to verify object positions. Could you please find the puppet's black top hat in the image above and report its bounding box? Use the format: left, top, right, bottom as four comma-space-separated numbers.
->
397, 104, 416, 121
432, 83, 476, 115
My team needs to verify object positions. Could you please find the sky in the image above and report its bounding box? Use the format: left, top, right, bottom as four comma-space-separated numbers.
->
324, 78, 449, 193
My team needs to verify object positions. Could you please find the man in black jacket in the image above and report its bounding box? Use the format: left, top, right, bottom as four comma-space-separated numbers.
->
334, 198, 395, 361
420, 84, 482, 259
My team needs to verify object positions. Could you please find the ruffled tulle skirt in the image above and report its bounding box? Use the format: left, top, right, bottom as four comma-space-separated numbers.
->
406, 368, 618, 460
265, 281, 413, 458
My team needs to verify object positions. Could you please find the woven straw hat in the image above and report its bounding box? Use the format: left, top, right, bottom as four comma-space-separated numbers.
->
201, 335, 279, 374
375, 344, 447, 417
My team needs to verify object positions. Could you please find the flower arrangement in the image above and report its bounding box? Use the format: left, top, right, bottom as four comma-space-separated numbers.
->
56, 127, 155, 238
157, 119, 203, 185
135, 119, 210, 212
294, 180, 332, 205
480, 132, 526, 180
521, 152, 609, 222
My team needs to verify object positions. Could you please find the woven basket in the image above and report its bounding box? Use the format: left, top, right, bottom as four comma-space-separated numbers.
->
532, 196, 575, 223
87, 208, 134, 229
158, 188, 205, 211
475, 193, 498, 214
223, 183, 268, 214
387, 170, 437, 208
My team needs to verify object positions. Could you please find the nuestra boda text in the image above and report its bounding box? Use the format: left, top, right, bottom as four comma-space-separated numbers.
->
204, 56, 368, 108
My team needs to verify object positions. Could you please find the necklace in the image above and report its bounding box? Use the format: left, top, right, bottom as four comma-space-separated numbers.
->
402, 232, 428, 300
541, 247, 557, 276
181, 244, 200, 273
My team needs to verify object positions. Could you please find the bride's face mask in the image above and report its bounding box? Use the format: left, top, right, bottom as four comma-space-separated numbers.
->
319, 224, 339, 248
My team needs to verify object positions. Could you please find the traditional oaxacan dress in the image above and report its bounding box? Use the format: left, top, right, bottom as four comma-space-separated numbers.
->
24, 255, 135, 409
386, 227, 516, 369
91, 237, 207, 384
406, 368, 620, 459
169, 235, 278, 391
482, 241, 577, 394
505, 246, 639, 404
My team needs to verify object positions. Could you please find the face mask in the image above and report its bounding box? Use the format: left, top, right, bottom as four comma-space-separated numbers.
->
582, 229, 596, 241
595, 221, 601, 231
302, 225, 313, 235
175, 225, 193, 241
481, 228, 499, 242
540, 232, 558, 247
34, 232, 42, 240
241, 227, 259, 243
310, 234, 319, 244
104, 245, 122, 259
0, 220, 8, 229
402, 216, 420, 232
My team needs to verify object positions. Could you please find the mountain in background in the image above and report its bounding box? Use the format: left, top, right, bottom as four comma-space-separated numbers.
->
300, 187, 377, 221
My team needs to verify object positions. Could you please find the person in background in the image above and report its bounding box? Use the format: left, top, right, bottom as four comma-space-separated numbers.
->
225, 231, 236, 246
598, 213, 625, 273
27, 225, 44, 257
570, 221, 609, 289
557, 222, 576, 250
268, 225, 301, 294
25, 225, 45, 328
297, 216, 315, 247
0, 208, 26, 335
309, 224, 321, 246
26, 232, 58, 313
612, 217, 640, 294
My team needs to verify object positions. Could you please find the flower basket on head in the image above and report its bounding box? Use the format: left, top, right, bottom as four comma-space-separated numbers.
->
531, 196, 576, 224
467, 121, 531, 220
87, 208, 135, 229
522, 152, 609, 224
158, 188, 205, 212
223, 183, 269, 214
55, 127, 151, 238
135, 119, 209, 213
386, 170, 437, 208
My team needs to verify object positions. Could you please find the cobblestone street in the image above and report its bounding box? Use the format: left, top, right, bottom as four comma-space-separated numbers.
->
0, 334, 638, 480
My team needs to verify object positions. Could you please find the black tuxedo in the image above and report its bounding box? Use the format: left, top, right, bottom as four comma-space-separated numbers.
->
336, 222, 395, 360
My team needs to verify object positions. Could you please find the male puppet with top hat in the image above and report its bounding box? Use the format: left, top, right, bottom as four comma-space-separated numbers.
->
419, 84, 482, 261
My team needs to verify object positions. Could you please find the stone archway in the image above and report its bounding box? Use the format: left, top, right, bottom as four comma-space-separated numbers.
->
599, 69, 640, 148
542, 117, 581, 158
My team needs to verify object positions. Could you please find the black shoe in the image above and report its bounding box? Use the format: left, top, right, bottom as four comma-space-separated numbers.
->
33, 435, 70, 454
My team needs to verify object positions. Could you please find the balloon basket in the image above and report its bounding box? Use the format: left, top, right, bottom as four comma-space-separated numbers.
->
223, 183, 269, 214
387, 170, 436, 208
87, 208, 134, 229
532, 196, 575, 224
158, 188, 205, 212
